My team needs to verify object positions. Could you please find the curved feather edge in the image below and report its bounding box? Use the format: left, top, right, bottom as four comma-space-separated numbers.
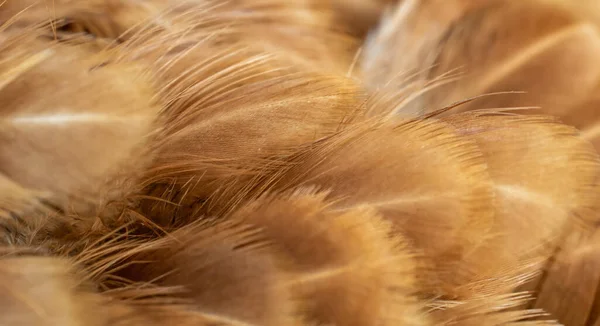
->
430, 292, 559, 325
227, 188, 430, 326
266, 116, 496, 299
438, 110, 600, 298
0, 28, 162, 219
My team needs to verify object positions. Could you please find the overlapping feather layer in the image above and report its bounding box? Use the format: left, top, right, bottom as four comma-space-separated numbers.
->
0, 1, 599, 325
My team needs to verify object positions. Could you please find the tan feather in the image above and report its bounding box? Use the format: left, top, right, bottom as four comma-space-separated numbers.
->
102, 219, 299, 326
228, 189, 428, 326
147, 0, 360, 73
327, 0, 395, 37
0, 256, 108, 326
8, 0, 360, 74
267, 117, 496, 298
3, 1, 600, 325
0, 254, 231, 326
0, 30, 161, 218
108, 27, 367, 225
362, 0, 600, 138
0, 0, 159, 39
361, 0, 491, 114
437, 111, 600, 299
523, 227, 600, 326
430, 292, 558, 325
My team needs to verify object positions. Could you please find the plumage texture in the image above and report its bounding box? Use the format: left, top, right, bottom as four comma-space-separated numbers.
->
0, 28, 161, 220
0, 0, 599, 325
228, 190, 426, 326
362, 0, 600, 147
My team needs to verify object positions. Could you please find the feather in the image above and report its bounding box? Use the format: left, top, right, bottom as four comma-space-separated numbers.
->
362, 0, 600, 139
0, 256, 109, 326
0, 0, 160, 39
0, 254, 232, 326
436, 111, 600, 299
144, 0, 360, 73
327, 0, 395, 37
267, 117, 496, 298
361, 0, 490, 114
3, 1, 600, 325
430, 292, 559, 325
228, 189, 428, 326
527, 227, 600, 326
0, 30, 161, 219
101, 218, 299, 326
8, 0, 361, 74
109, 25, 367, 226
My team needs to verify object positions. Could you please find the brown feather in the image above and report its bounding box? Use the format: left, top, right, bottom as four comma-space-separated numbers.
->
105, 219, 299, 326
430, 292, 559, 325
0, 30, 161, 219
0, 256, 108, 326
228, 189, 428, 326
438, 111, 600, 298
521, 226, 600, 326
0, 254, 233, 326
362, 0, 600, 147
268, 117, 496, 298
115, 30, 367, 226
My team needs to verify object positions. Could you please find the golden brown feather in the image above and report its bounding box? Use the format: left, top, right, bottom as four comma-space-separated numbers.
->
228, 189, 428, 326
1, 1, 600, 326
0, 28, 161, 220
362, 0, 600, 147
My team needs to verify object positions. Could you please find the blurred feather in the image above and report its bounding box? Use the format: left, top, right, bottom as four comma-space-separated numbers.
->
514, 225, 600, 326
430, 291, 558, 325
0, 254, 237, 326
0, 256, 107, 326
438, 111, 600, 298
0, 28, 161, 219
362, 0, 600, 135
3, 0, 360, 74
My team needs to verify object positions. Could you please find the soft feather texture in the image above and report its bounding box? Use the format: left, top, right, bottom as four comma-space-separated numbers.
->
439, 111, 600, 299
0, 28, 161, 220
268, 117, 497, 298
362, 0, 600, 147
228, 189, 427, 326
0, 1, 599, 326
111, 219, 298, 326
430, 291, 558, 325
0, 256, 108, 326
530, 228, 600, 326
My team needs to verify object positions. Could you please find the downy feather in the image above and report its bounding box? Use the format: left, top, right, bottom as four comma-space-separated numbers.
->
0, 28, 161, 219
437, 110, 600, 298
362, 0, 600, 143
228, 189, 429, 326
268, 117, 496, 299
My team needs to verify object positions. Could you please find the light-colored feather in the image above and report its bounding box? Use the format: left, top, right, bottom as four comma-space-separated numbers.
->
0, 30, 161, 219
430, 292, 559, 325
362, 0, 600, 148
438, 111, 600, 298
